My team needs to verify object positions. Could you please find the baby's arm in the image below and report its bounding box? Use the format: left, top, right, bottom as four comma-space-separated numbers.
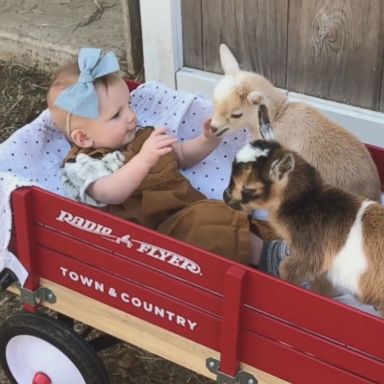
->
88, 128, 177, 204
172, 120, 221, 169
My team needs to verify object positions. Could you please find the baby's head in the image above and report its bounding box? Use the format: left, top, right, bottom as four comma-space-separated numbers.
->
48, 48, 137, 149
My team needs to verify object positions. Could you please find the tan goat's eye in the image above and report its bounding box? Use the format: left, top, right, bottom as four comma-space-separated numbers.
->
231, 112, 243, 119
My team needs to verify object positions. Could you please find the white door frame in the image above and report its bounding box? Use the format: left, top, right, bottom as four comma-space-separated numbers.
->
139, 0, 384, 147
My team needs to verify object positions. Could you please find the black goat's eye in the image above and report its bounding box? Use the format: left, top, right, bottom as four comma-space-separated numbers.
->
242, 188, 263, 200
242, 188, 256, 198
231, 112, 243, 119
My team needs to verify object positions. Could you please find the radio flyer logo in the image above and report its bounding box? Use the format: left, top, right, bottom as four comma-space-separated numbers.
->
56, 209, 202, 275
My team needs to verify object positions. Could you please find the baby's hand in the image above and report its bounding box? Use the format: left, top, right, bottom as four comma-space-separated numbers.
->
138, 128, 177, 168
203, 119, 222, 143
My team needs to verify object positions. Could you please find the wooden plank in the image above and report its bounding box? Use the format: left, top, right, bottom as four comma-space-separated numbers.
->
200, 0, 288, 87
181, 0, 203, 68
287, 0, 384, 110
9, 281, 288, 384
120, 0, 143, 79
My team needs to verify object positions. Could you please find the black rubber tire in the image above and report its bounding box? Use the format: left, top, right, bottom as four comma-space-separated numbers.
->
0, 311, 110, 384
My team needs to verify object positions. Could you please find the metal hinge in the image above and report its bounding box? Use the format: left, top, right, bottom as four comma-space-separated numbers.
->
206, 358, 258, 384
20, 286, 56, 307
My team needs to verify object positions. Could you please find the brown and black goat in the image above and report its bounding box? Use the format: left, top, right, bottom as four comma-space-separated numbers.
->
224, 139, 384, 313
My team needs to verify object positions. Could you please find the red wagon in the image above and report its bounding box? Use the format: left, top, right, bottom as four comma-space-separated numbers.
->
1, 81, 384, 384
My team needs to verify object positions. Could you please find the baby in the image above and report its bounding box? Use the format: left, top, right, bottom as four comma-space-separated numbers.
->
47, 48, 263, 264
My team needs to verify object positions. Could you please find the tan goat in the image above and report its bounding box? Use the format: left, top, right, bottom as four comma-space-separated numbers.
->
211, 44, 381, 201
224, 139, 384, 313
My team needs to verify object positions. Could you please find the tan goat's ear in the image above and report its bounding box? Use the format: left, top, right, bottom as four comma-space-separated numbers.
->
247, 91, 264, 106
219, 44, 240, 75
269, 153, 295, 181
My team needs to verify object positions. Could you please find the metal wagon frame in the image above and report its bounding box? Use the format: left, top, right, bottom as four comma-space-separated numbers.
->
1, 80, 384, 384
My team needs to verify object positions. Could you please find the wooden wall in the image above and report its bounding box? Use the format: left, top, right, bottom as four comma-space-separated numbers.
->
181, 0, 384, 111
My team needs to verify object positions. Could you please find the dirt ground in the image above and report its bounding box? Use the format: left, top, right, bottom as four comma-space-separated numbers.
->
0, 61, 214, 384
0, 0, 130, 73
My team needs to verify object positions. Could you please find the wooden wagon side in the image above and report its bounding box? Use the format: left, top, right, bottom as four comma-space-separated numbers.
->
8, 141, 384, 384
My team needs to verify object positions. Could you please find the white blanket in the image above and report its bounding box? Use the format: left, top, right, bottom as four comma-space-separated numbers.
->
0, 81, 250, 283
0, 109, 71, 283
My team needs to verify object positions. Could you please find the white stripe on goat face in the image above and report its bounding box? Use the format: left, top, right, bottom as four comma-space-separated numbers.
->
235, 143, 270, 163
327, 200, 375, 296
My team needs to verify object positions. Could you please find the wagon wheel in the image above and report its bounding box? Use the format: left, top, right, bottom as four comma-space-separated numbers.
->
0, 311, 110, 384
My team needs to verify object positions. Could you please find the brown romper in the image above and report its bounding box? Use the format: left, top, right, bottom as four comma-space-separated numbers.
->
65, 128, 251, 264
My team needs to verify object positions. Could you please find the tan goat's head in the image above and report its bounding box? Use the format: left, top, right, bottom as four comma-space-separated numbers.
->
210, 44, 277, 138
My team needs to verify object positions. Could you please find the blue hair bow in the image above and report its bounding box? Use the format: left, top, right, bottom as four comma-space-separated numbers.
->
54, 47, 120, 119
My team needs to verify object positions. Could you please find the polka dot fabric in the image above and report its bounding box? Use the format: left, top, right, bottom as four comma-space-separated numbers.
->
132, 81, 251, 199
0, 109, 70, 195
0, 109, 70, 282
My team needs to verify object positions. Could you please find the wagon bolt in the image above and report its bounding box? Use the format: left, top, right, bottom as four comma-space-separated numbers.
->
248, 379, 254, 384
47, 293, 53, 300
209, 361, 215, 369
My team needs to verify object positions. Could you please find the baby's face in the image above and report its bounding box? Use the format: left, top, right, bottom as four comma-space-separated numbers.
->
83, 77, 137, 149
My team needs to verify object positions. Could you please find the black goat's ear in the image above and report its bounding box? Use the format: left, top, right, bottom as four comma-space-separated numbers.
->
258, 104, 275, 141
259, 104, 270, 123
269, 153, 295, 181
